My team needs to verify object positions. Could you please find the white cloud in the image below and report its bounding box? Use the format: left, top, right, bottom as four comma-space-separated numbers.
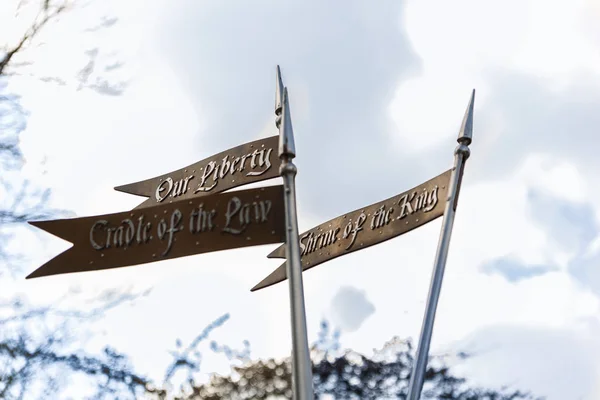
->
449, 324, 600, 400
7, 0, 600, 398
519, 154, 588, 203
328, 286, 375, 333
404, 0, 600, 79
388, 75, 489, 153
390, 0, 600, 153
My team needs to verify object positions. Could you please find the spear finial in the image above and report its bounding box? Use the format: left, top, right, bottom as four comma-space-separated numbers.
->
275, 65, 284, 128
457, 89, 475, 145
279, 87, 296, 158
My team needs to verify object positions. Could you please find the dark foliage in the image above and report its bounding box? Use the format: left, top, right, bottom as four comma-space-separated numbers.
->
175, 322, 541, 400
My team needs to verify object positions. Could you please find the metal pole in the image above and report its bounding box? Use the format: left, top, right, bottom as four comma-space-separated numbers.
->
406, 89, 475, 400
275, 66, 314, 400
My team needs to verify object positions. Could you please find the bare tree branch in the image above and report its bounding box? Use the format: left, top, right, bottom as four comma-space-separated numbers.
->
0, 1, 71, 76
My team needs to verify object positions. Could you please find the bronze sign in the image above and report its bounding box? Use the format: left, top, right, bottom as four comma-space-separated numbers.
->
115, 136, 281, 209
251, 170, 452, 291
27, 185, 286, 279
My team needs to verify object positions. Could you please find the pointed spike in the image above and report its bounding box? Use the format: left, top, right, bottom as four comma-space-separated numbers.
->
251, 262, 288, 291
113, 183, 150, 197
278, 87, 296, 158
457, 89, 475, 145
26, 259, 76, 279
275, 65, 284, 121
25, 248, 76, 279
266, 244, 286, 259
27, 220, 44, 229
27, 220, 64, 238
26, 267, 46, 279
27, 219, 77, 243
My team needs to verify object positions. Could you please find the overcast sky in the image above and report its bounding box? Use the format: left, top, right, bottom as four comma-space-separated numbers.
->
4, 0, 600, 398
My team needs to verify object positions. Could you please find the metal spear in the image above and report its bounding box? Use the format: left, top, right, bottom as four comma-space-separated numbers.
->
406, 89, 476, 400
275, 65, 314, 400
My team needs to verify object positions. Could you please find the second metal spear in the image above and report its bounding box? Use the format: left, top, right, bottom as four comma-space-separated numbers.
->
406, 90, 476, 400
275, 66, 314, 400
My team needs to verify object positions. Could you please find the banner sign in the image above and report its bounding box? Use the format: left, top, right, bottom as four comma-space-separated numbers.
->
114, 136, 280, 209
251, 170, 452, 291
27, 185, 286, 279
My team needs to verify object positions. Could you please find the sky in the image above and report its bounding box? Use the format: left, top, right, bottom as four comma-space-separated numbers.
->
3, 0, 600, 398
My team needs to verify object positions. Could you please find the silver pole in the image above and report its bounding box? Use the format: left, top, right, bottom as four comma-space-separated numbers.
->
275, 65, 314, 400
406, 89, 476, 400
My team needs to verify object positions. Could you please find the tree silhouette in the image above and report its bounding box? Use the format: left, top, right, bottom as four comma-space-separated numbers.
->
165, 321, 541, 400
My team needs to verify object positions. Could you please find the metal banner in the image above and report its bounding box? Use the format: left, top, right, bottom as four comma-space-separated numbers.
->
115, 136, 280, 209
251, 170, 452, 291
27, 185, 286, 279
